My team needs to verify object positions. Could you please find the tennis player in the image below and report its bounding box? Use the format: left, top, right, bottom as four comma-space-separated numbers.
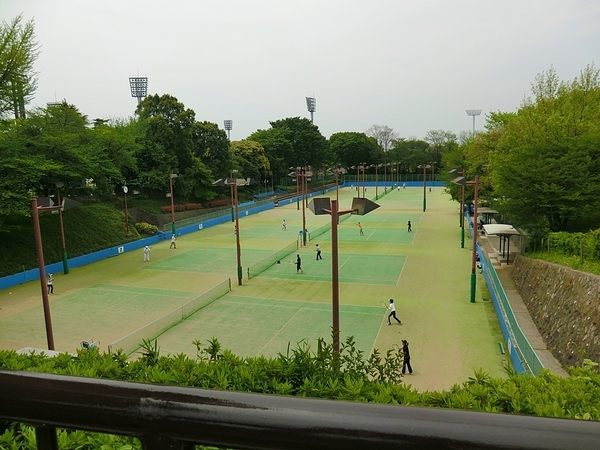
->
387, 299, 401, 325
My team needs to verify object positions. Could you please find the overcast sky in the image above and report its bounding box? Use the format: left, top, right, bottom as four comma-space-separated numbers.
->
2, 1, 599, 140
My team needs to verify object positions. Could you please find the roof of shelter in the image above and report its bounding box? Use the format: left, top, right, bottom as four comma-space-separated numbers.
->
482, 224, 520, 236
477, 207, 499, 214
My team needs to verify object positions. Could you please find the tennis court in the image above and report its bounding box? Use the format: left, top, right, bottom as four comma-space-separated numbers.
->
155, 296, 384, 358
0, 186, 508, 391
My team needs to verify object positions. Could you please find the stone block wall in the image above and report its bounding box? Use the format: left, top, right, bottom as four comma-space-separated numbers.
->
511, 255, 600, 368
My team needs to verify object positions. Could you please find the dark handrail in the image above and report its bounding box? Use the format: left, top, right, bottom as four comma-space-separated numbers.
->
1, 370, 599, 450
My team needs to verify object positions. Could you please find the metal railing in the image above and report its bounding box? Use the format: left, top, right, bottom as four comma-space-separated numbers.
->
2, 370, 599, 450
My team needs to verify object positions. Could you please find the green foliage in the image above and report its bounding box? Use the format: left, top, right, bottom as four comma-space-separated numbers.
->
489, 64, 600, 232
133, 222, 158, 236
1, 339, 600, 447
0, 203, 139, 277
0, 15, 39, 119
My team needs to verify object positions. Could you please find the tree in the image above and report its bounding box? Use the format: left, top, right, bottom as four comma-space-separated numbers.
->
229, 140, 270, 183
424, 130, 457, 168
135, 94, 213, 201
269, 117, 329, 168
0, 15, 39, 119
329, 132, 381, 168
191, 121, 230, 178
490, 64, 600, 232
388, 138, 429, 172
248, 128, 293, 186
366, 124, 398, 152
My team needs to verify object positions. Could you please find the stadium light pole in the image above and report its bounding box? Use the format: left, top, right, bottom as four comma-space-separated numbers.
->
417, 164, 431, 212
306, 97, 316, 123
169, 173, 179, 235
213, 176, 250, 285
451, 176, 479, 303
129, 76, 148, 105
450, 169, 466, 248
54, 182, 69, 274
308, 196, 380, 354
466, 109, 482, 135
224, 120, 233, 140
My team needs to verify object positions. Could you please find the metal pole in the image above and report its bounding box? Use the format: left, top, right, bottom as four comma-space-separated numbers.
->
169, 174, 176, 235
230, 171, 235, 222
375, 165, 378, 199
55, 186, 69, 274
460, 182, 465, 248
296, 169, 300, 210
331, 199, 340, 354
124, 190, 129, 235
422, 165, 427, 212
31, 198, 55, 351
234, 182, 243, 285
470, 176, 479, 303
302, 167, 307, 246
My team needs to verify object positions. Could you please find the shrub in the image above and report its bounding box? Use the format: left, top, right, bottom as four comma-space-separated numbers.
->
205, 198, 229, 208
185, 203, 202, 211
134, 222, 158, 236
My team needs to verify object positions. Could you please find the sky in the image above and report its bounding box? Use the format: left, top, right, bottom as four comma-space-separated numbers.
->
2, 0, 600, 141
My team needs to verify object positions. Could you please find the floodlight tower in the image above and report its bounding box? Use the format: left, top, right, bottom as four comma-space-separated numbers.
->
129, 76, 148, 105
306, 97, 316, 123
224, 120, 233, 140
466, 109, 482, 134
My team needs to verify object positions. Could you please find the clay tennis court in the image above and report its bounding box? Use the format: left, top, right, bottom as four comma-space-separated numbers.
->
0, 186, 507, 391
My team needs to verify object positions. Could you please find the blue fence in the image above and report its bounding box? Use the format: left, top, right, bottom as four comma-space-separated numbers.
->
465, 209, 534, 374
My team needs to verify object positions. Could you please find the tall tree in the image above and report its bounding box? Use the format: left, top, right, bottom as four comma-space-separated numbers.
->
248, 127, 293, 185
366, 124, 398, 152
191, 121, 230, 178
329, 132, 381, 168
0, 15, 39, 119
269, 117, 329, 169
229, 140, 270, 183
135, 94, 213, 201
490, 64, 600, 232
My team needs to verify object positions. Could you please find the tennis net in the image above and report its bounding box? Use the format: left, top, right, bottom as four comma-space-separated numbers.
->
247, 240, 298, 279
108, 278, 231, 355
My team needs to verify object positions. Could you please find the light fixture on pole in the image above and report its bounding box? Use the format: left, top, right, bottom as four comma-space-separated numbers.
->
417, 164, 431, 212
169, 173, 179, 235
213, 176, 251, 285
449, 169, 466, 248
306, 97, 316, 123
466, 109, 482, 135
129, 76, 148, 105
54, 182, 69, 274
224, 120, 233, 140
308, 196, 380, 353
451, 175, 479, 303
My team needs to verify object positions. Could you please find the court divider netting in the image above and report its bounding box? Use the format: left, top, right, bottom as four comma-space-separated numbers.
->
107, 278, 232, 355
247, 240, 298, 280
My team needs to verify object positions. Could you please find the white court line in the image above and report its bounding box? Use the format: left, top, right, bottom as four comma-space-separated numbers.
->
338, 256, 351, 270
257, 309, 302, 355
366, 229, 377, 240
395, 255, 407, 286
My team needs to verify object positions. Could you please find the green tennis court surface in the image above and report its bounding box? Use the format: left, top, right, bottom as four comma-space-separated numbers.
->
145, 247, 296, 273
256, 253, 406, 285
0, 284, 201, 350
154, 296, 385, 358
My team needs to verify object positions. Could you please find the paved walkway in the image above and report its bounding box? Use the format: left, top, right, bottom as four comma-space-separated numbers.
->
478, 232, 568, 377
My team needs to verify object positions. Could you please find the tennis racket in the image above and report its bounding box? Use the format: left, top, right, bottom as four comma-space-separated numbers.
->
380, 301, 389, 310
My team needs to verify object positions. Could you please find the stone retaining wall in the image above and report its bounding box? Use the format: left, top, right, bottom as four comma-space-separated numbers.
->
511, 255, 600, 367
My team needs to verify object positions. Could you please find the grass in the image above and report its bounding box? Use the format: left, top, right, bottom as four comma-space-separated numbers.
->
526, 252, 600, 275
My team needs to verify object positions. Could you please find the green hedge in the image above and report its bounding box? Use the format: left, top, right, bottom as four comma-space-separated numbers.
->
1, 337, 599, 449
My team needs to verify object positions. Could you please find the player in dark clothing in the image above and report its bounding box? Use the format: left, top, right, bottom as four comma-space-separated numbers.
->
402, 339, 413, 374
